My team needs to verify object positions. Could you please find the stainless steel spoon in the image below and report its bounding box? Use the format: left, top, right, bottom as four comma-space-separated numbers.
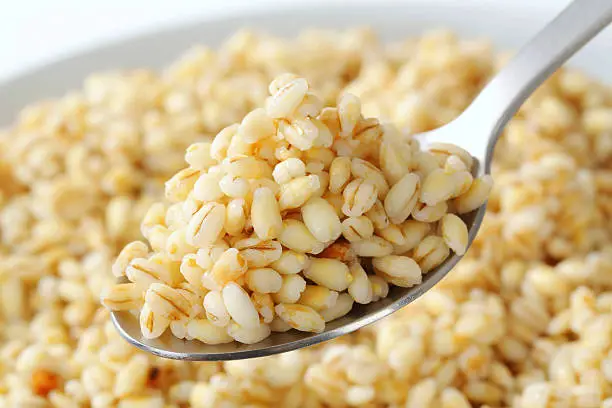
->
111, 0, 612, 361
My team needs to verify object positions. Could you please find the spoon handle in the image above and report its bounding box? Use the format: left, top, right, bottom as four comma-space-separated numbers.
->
461, 0, 612, 169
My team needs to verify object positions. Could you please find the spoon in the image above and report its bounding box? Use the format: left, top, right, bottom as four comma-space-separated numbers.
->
111, 0, 612, 361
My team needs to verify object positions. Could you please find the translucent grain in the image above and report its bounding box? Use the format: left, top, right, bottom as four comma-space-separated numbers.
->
251, 187, 283, 240
222, 282, 260, 329
301, 197, 342, 243
384, 173, 420, 224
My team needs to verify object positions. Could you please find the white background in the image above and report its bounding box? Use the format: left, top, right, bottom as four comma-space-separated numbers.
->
0, 0, 571, 82
0, 0, 330, 81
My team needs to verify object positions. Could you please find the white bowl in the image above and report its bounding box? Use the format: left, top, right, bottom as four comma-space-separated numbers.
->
1, 0, 611, 127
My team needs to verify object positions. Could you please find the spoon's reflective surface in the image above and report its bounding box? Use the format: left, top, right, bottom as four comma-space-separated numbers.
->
112, 0, 612, 361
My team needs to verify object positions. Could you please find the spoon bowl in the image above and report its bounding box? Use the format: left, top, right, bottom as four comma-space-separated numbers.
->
111, 0, 612, 360
111, 201, 487, 361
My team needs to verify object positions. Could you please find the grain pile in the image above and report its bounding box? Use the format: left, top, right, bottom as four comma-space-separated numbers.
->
101, 72, 489, 345
1, 29, 612, 407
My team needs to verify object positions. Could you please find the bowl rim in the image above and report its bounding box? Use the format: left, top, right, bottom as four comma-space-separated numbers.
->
0, 0, 568, 87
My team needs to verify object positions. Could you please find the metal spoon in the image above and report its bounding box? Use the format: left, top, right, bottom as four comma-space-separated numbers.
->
111, 0, 612, 361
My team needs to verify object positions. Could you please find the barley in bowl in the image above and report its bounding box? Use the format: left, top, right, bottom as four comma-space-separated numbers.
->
1, 29, 612, 407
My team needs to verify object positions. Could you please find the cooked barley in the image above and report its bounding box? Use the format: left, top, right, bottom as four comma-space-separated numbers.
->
9, 28, 604, 408
348, 263, 374, 304
301, 197, 342, 243
251, 187, 283, 240
221, 282, 260, 329
384, 173, 421, 224
298, 285, 339, 310
303, 258, 353, 292
245, 268, 283, 293
320, 293, 355, 322
342, 178, 378, 217
272, 274, 307, 304
275, 304, 325, 333
341, 216, 375, 242
351, 236, 394, 257
227, 322, 272, 344
203, 291, 230, 327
